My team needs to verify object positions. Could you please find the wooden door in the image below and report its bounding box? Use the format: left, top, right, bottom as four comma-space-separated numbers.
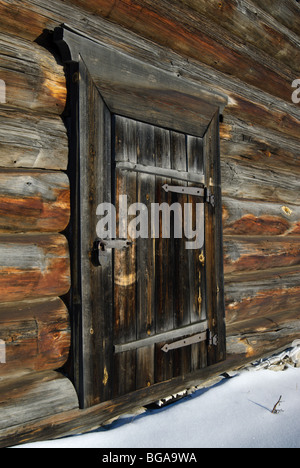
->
56, 25, 226, 409
112, 115, 209, 397
72, 65, 225, 408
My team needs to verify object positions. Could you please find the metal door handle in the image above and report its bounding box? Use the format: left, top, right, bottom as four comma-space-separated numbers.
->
93, 238, 133, 266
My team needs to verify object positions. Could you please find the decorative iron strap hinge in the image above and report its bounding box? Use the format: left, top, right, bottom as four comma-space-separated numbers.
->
162, 184, 215, 207
161, 329, 218, 353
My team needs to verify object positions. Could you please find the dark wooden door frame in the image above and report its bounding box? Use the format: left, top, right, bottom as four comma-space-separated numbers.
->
55, 25, 226, 409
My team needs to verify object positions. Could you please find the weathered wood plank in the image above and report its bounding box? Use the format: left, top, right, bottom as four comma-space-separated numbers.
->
225, 267, 300, 326
0, 171, 70, 233
224, 95, 300, 142
169, 131, 191, 378
56, 26, 220, 138
153, 127, 174, 384
0, 234, 70, 302
1, 0, 299, 142
187, 135, 207, 372
0, 298, 70, 378
251, 0, 300, 37
0, 371, 78, 432
113, 115, 137, 398
220, 119, 300, 177
76, 59, 114, 407
0, 32, 66, 114
170, 131, 189, 332
0, 109, 68, 170
224, 236, 300, 276
227, 319, 300, 360
135, 121, 156, 341
203, 112, 226, 366
221, 159, 300, 207
154, 126, 173, 336
135, 121, 156, 389
1, 1, 299, 143
63, 0, 296, 103
222, 197, 300, 237
172, 0, 300, 73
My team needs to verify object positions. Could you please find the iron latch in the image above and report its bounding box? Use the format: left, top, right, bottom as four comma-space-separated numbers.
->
162, 184, 215, 207
93, 238, 133, 266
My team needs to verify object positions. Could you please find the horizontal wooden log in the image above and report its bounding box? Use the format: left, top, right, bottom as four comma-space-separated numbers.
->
0, 298, 70, 378
251, 0, 300, 37
0, 170, 70, 233
221, 160, 300, 207
65, 0, 297, 102
0, 1, 299, 142
0, 0, 298, 105
169, 0, 300, 73
0, 32, 66, 115
222, 197, 300, 236
224, 236, 300, 276
227, 319, 300, 360
225, 267, 300, 326
0, 108, 68, 170
224, 95, 300, 142
220, 118, 300, 176
0, 234, 70, 302
0, 370, 78, 432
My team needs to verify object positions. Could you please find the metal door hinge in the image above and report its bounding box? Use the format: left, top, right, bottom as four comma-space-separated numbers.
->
162, 185, 215, 207
93, 238, 132, 266
161, 329, 218, 353
161, 331, 207, 353
209, 331, 218, 347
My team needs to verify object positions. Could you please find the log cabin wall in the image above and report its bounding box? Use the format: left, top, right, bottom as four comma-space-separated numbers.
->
0, 0, 299, 446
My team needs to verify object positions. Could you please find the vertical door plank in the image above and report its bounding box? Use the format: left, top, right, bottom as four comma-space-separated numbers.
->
154, 127, 173, 334
136, 121, 156, 389
187, 135, 207, 371
203, 112, 226, 366
170, 131, 191, 377
154, 127, 174, 383
78, 59, 113, 407
113, 116, 137, 397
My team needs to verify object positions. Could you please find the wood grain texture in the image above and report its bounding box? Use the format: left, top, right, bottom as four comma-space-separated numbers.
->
0, 370, 78, 432
0, 0, 298, 445
225, 267, 300, 326
169, 0, 300, 73
221, 159, 300, 207
251, 0, 300, 36
227, 317, 300, 359
220, 119, 300, 177
56, 27, 221, 138
0, 298, 70, 378
0, 32, 66, 115
224, 94, 300, 142
0, 234, 70, 302
224, 236, 300, 276
0, 171, 70, 233
0, 109, 68, 170
222, 198, 300, 237
0, 1, 298, 138
63, 0, 296, 102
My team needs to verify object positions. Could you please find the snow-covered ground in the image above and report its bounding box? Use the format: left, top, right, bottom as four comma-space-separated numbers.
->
15, 347, 300, 449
